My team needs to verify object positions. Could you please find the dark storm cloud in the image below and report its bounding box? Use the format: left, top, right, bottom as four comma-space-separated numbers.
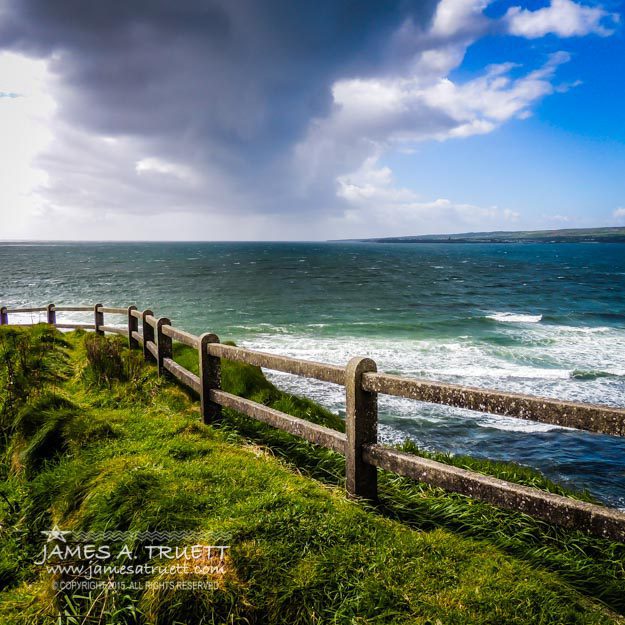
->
0, 0, 438, 212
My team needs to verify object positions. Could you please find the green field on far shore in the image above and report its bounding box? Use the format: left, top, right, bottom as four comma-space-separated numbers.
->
345, 226, 625, 244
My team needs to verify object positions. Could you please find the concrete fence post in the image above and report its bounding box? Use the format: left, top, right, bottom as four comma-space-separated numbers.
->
1, 306, 8, 325
199, 333, 222, 424
345, 356, 378, 502
94, 303, 104, 336
142, 309, 154, 361
46, 303, 56, 325
155, 317, 172, 376
127, 305, 138, 349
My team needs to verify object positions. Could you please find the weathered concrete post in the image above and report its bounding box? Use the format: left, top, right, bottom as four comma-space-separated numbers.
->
345, 356, 378, 502
142, 309, 154, 361
199, 333, 222, 424
94, 303, 104, 336
1, 306, 8, 325
155, 317, 172, 376
46, 303, 56, 325
127, 305, 138, 349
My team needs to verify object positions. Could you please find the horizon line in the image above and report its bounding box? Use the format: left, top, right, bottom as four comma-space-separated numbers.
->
2, 224, 625, 244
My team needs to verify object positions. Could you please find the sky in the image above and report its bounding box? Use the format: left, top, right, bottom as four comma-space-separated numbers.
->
0, 0, 624, 241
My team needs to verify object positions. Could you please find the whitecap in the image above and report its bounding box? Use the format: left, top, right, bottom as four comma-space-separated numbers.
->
556, 325, 612, 334
476, 415, 566, 433
486, 312, 543, 323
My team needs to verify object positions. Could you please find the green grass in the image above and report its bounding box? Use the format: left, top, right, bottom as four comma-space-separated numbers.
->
0, 326, 623, 624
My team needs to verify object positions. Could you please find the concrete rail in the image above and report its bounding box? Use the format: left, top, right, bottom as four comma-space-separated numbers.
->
208, 343, 345, 385
362, 372, 625, 437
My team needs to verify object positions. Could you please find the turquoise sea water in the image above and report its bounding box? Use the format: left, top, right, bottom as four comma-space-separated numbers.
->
2, 241, 625, 508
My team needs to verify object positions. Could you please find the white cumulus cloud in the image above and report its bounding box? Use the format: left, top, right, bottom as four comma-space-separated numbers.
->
505, 0, 618, 38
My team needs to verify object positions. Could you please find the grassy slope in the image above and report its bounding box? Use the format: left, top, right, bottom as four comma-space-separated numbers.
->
0, 326, 623, 624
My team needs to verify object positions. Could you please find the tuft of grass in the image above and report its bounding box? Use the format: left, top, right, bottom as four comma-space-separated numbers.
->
10, 392, 79, 477
0, 325, 70, 438
83, 333, 144, 387
0, 329, 623, 625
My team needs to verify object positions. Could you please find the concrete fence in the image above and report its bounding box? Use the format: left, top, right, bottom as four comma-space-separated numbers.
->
2, 303, 625, 542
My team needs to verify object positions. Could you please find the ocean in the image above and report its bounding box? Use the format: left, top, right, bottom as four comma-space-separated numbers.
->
2, 241, 625, 509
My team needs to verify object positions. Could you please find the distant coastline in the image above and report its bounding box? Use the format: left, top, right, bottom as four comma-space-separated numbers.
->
336, 226, 625, 244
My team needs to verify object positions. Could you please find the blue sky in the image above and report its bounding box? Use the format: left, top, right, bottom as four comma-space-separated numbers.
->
0, 0, 624, 239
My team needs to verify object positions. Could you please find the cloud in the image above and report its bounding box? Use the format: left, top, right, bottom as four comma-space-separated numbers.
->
332, 155, 520, 236
0, 1, 440, 233
135, 157, 199, 185
430, 0, 490, 38
505, 0, 618, 38
613, 207, 625, 220
0, 0, 613, 239
293, 49, 571, 220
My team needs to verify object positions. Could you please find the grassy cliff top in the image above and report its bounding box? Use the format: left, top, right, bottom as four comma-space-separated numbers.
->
0, 325, 623, 624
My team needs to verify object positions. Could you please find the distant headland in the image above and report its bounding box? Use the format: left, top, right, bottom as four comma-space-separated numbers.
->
337, 226, 625, 244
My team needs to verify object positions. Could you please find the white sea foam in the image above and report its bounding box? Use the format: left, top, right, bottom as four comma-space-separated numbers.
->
475, 415, 564, 433
556, 325, 612, 334
243, 320, 625, 427
426, 366, 571, 380
486, 312, 543, 323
